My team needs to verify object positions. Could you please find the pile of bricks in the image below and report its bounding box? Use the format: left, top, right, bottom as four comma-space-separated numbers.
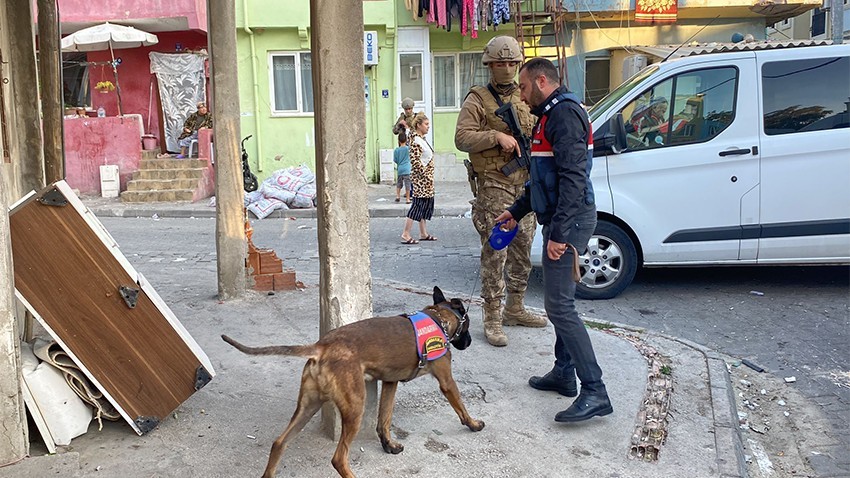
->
246, 245, 297, 291
244, 215, 297, 291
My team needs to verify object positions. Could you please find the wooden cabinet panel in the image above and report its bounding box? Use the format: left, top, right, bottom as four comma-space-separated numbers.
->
10, 182, 214, 435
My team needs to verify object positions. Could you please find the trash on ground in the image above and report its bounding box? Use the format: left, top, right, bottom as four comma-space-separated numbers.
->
741, 359, 765, 372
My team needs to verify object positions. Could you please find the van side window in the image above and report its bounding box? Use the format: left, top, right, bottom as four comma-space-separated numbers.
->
620, 67, 737, 151
762, 56, 850, 135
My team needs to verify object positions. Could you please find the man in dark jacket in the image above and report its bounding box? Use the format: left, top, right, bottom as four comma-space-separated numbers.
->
495, 58, 612, 423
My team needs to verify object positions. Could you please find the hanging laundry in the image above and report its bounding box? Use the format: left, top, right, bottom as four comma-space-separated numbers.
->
472, 0, 481, 36
479, 0, 491, 32
435, 0, 448, 28
492, 0, 511, 27
461, 0, 478, 38
446, 0, 461, 32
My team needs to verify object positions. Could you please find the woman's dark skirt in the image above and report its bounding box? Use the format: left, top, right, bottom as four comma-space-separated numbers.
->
406, 197, 434, 221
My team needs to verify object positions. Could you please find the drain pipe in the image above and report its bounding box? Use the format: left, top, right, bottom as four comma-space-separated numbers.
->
243, 0, 264, 172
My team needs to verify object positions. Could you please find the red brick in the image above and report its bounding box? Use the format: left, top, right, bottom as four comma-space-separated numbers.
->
252, 274, 274, 291
259, 251, 283, 274
246, 251, 261, 275
273, 270, 297, 291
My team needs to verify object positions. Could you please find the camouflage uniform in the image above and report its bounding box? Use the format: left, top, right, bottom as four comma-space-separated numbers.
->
455, 40, 547, 346
393, 111, 416, 135
393, 97, 416, 135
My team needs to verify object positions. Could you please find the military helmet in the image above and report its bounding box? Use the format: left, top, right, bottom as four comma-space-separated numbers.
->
401, 97, 415, 109
482, 36, 523, 64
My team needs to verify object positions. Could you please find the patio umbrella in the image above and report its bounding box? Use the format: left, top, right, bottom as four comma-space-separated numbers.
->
61, 23, 159, 116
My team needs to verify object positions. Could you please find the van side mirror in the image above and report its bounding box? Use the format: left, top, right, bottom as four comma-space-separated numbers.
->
594, 113, 628, 155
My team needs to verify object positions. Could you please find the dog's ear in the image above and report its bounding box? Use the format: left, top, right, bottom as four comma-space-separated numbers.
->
433, 286, 447, 304
450, 298, 467, 315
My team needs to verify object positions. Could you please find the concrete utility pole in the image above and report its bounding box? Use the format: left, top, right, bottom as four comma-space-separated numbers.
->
0, 172, 27, 466
6, 0, 45, 193
830, 0, 845, 44
207, 0, 246, 299
309, 0, 375, 437
37, 0, 65, 184
0, 1, 32, 465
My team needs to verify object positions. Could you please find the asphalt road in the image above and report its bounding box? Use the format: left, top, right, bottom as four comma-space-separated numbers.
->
100, 215, 850, 474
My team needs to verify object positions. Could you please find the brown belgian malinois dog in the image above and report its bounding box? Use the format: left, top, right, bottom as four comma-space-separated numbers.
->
221, 286, 484, 478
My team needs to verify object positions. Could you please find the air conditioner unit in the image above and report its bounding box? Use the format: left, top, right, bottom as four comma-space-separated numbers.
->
623, 55, 648, 82
364, 31, 379, 66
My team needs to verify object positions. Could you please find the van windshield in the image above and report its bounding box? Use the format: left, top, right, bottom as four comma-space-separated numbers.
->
589, 64, 659, 122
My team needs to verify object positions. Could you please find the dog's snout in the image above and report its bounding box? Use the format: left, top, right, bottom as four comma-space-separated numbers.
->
452, 332, 472, 350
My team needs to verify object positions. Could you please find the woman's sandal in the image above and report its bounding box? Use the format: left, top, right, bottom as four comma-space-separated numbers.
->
400, 237, 419, 244
419, 235, 438, 241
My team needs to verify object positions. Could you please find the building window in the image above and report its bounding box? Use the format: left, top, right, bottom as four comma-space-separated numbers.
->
62, 52, 90, 107
584, 58, 610, 106
762, 57, 850, 135
811, 8, 826, 37
619, 67, 737, 151
433, 52, 489, 110
269, 52, 313, 114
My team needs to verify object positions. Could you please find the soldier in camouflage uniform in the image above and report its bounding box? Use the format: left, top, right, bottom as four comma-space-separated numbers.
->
393, 97, 416, 135
454, 36, 547, 347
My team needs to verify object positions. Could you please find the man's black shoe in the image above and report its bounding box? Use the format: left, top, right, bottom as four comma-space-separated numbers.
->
554, 393, 613, 422
528, 371, 578, 397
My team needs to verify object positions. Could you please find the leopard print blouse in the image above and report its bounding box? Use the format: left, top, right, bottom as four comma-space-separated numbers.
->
409, 134, 435, 198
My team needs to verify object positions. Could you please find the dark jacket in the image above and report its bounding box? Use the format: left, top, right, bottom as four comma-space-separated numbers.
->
508, 85, 593, 244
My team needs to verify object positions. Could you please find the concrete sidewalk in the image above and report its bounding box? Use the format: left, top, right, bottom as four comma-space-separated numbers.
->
2, 182, 749, 477
2, 276, 746, 478
81, 181, 476, 219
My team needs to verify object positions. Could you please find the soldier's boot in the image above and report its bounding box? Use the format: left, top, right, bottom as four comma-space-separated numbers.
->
502, 293, 548, 327
482, 301, 508, 347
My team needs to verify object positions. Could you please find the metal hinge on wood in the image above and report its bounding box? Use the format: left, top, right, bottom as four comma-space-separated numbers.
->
37, 187, 68, 207
119, 285, 140, 308
195, 365, 213, 391
134, 416, 160, 434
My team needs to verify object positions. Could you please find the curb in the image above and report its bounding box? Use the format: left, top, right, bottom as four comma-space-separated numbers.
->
572, 317, 749, 478
87, 205, 471, 220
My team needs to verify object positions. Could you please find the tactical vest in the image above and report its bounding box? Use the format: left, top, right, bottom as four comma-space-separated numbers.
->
529, 92, 595, 218
468, 86, 535, 184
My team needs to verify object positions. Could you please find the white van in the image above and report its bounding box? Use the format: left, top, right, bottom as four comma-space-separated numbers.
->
531, 42, 850, 299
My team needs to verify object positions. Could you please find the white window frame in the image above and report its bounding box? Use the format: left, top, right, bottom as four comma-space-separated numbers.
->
432, 52, 487, 112
268, 51, 313, 117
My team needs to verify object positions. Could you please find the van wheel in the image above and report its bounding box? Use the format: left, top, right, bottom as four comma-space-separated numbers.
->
576, 221, 638, 300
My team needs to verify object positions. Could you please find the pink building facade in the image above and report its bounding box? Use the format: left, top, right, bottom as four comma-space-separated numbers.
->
49, 0, 211, 196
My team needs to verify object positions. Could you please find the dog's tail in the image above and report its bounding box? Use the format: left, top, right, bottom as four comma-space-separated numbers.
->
221, 334, 319, 359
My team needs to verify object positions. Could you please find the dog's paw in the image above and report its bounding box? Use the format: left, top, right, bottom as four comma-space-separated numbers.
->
465, 419, 485, 432
381, 439, 405, 455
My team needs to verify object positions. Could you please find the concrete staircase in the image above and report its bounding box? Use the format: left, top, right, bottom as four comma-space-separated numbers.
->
121, 150, 215, 203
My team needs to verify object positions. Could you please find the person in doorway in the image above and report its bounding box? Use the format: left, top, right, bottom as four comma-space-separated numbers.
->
393, 97, 416, 135
495, 57, 612, 423
394, 132, 412, 203
454, 35, 546, 347
400, 113, 437, 244
177, 101, 213, 158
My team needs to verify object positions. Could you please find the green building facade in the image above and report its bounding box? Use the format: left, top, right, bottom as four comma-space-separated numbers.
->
235, 0, 510, 183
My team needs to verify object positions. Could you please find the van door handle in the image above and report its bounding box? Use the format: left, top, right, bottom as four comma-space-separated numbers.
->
719, 148, 751, 157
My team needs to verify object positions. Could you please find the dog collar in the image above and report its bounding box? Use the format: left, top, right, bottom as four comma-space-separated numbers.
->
406, 311, 448, 367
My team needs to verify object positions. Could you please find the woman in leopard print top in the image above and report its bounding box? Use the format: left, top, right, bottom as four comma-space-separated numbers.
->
400, 113, 437, 244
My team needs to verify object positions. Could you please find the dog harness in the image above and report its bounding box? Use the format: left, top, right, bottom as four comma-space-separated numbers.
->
406, 311, 448, 368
